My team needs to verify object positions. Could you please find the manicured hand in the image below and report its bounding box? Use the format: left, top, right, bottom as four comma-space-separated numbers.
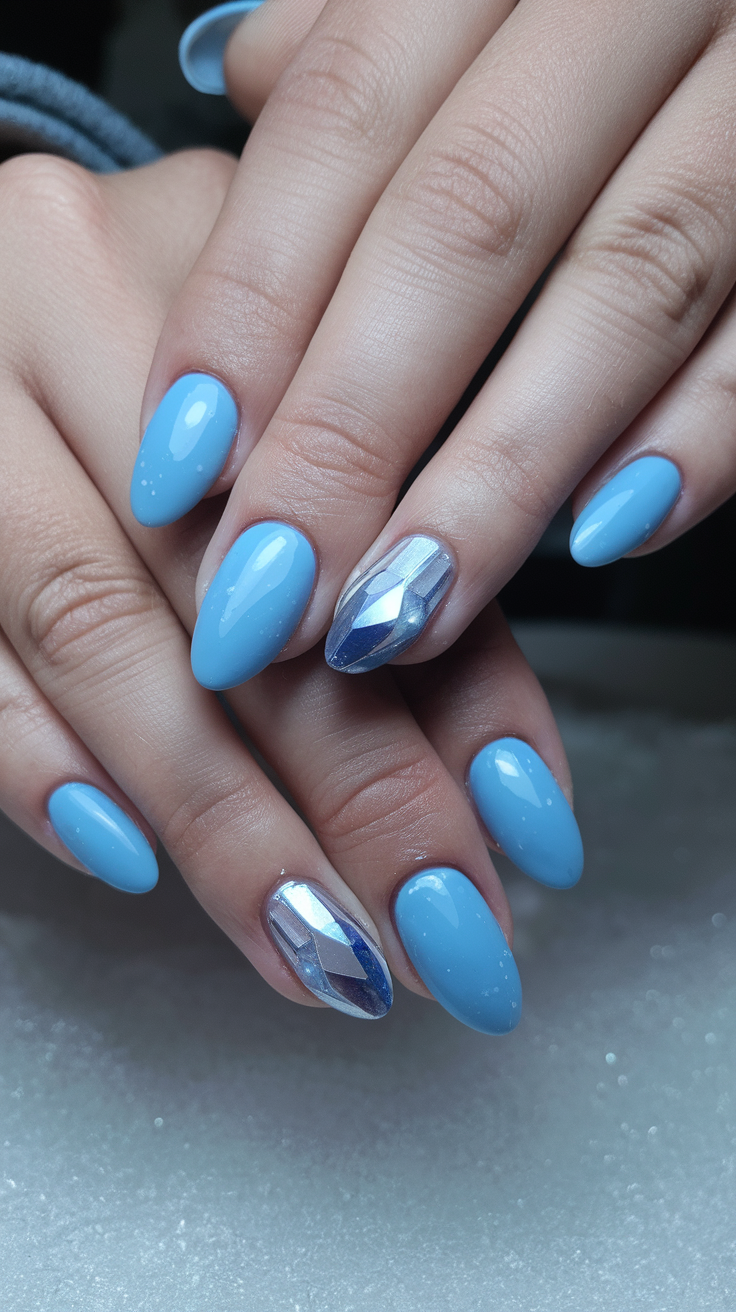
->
0, 149, 582, 1033
139, 0, 736, 682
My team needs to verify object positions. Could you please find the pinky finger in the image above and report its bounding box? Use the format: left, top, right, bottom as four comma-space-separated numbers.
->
570, 285, 736, 568
0, 632, 158, 893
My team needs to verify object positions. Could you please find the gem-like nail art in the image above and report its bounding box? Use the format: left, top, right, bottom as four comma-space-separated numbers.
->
325, 536, 454, 674
266, 881, 393, 1020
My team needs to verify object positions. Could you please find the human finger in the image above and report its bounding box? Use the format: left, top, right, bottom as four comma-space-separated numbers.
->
393, 603, 583, 890
134, 0, 515, 529
226, 642, 524, 1032
1, 150, 521, 1030
0, 370, 391, 1018
569, 282, 736, 566
0, 629, 158, 890
179, 0, 326, 107
324, 19, 736, 668
191, 0, 722, 685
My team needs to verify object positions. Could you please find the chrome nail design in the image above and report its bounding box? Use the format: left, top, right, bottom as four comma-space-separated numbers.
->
266, 881, 393, 1019
325, 536, 454, 674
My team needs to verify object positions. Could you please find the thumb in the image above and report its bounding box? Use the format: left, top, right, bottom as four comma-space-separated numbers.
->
179, 0, 328, 122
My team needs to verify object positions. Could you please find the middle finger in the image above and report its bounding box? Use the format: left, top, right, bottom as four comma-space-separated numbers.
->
193, 0, 719, 683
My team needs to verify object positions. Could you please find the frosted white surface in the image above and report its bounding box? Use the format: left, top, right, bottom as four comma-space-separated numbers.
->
1, 638, 734, 1310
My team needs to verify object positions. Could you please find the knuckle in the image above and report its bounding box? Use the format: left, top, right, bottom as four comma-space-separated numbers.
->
159, 779, 263, 868
275, 29, 407, 154
571, 184, 729, 332
188, 262, 304, 366
396, 114, 538, 268
271, 399, 406, 508
312, 745, 444, 851
25, 554, 160, 674
0, 682, 48, 750
449, 433, 559, 532
0, 153, 106, 254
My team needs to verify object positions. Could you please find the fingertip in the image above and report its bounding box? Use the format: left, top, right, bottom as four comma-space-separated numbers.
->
223, 0, 329, 120
179, 2, 266, 97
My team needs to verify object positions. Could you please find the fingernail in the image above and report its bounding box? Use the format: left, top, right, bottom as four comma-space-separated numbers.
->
130, 374, 238, 527
469, 738, 583, 889
179, 1, 266, 95
325, 536, 454, 674
47, 783, 158, 894
191, 521, 316, 689
570, 456, 681, 567
394, 867, 521, 1035
266, 881, 393, 1019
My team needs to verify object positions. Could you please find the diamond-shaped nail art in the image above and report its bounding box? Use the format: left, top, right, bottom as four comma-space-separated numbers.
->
266, 882, 393, 1019
325, 536, 454, 674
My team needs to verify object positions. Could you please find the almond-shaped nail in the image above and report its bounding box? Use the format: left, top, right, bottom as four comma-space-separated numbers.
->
265, 881, 393, 1020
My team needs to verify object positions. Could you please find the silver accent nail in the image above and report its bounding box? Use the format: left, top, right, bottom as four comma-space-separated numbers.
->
266, 881, 393, 1020
324, 536, 454, 674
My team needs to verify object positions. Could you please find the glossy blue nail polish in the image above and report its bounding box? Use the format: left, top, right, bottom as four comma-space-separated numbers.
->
48, 783, 158, 894
570, 456, 681, 567
394, 867, 521, 1035
191, 521, 316, 690
469, 738, 583, 889
179, 1, 266, 95
130, 374, 238, 528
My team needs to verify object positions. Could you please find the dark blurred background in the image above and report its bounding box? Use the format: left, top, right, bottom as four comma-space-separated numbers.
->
1, 0, 734, 635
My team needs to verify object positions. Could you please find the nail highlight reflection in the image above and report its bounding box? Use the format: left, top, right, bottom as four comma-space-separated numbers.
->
266, 881, 393, 1020
325, 536, 454, 674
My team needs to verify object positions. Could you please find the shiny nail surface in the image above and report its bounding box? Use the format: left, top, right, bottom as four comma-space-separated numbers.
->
48, 783, 158, 894
131, 373, 238, 527
266, 881, 393, 1019
570, 456, 681, 567
469, 738, 583, 889
191, 522, 316, 690
394, 868, 521, 1035
179, 1, 265, 95
325, 536, 454, 674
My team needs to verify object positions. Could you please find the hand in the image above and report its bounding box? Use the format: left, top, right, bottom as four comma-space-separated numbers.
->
138, 0, 736, 684
0, 148, 581, 1033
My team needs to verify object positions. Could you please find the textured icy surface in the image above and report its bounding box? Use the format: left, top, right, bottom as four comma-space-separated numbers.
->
0, 700, 734, 1310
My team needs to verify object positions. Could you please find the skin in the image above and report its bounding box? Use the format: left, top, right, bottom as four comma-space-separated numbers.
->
0, 149, 570, 1013
143, 0, 736, 664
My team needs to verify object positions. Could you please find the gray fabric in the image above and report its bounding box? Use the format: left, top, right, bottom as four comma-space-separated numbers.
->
0, 52, 161, 172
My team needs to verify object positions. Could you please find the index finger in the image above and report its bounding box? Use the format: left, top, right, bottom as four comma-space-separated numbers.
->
133, 0, 515, 527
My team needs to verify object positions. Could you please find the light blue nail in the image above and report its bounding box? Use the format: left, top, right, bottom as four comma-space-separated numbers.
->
130, 374, 238, 528
191, 521, 316, 690
48, 783, 158, 894
394, 867, 521, 1035
570, 455, 681, 567
179, 1, 266, 95
469, 738, 583, 890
